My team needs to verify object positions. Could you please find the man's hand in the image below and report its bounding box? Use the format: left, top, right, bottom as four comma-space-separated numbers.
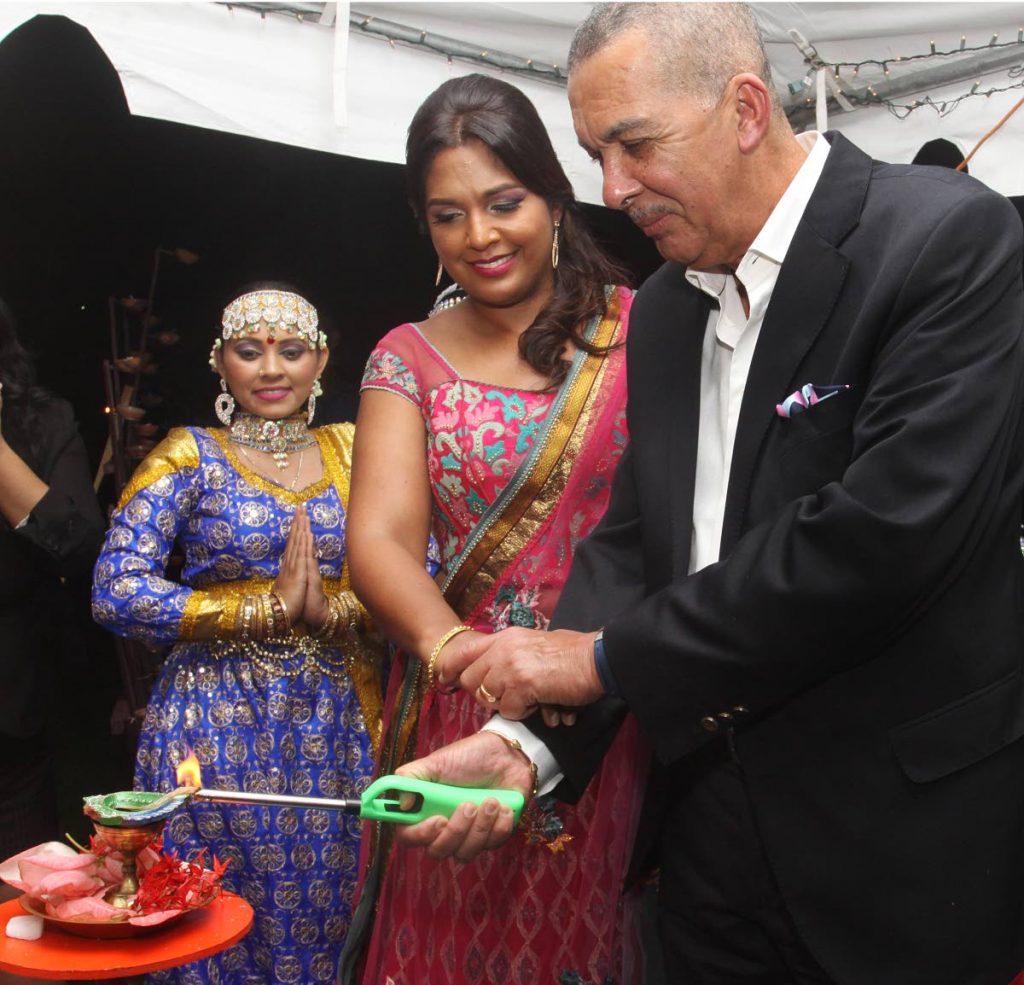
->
441, 627, 604, 721
394, 732, 534, 862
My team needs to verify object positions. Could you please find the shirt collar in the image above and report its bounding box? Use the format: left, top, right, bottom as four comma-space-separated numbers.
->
686, 131, 830, 299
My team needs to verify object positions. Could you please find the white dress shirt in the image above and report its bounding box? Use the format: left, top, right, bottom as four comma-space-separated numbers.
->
486, 132, 830, 790
688, 130, 829, 572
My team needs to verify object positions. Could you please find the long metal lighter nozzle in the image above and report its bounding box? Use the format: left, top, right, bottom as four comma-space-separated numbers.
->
195, 789, 363, 812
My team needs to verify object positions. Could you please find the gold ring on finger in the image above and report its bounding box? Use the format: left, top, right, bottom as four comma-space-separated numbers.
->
477, 683, 498, 704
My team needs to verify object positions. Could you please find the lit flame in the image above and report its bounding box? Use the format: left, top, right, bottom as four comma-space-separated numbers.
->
175, 751, 202, 789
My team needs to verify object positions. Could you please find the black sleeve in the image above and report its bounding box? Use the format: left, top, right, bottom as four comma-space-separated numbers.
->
15, 400, 105, 580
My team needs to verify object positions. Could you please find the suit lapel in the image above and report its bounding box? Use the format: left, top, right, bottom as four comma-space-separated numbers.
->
668, 284, 710, 578
719, 132, 871, 555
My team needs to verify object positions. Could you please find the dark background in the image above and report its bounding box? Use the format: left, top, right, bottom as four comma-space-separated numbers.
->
0, 14, 662, 456
0, 13, 661, 838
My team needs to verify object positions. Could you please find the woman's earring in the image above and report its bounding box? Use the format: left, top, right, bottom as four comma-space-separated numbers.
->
435, 258, 444, 287
215, 378, 235, 426
307, 377, 323, 425
551, 220, 560, 270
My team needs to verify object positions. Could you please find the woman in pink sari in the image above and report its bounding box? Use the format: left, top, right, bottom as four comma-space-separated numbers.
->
343, 74, 647, 985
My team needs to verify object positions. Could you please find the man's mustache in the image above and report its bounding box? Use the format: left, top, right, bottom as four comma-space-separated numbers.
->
625, 204, 675, 226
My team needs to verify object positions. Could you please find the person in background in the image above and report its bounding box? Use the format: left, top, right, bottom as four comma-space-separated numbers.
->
392, 5, 1024, 985
0, 299, 104, 985
92, 284, 398, 985
342, 74, 647, 985
0, 298, 104, 861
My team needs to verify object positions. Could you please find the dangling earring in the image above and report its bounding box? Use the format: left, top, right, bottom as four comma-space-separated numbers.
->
307, 377, 323, 425
551, 219, 560, 270
435, 258, 444, 287
215, 378, 235, 426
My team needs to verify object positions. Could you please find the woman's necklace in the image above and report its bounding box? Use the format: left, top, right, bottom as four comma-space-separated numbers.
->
229, 412, 315, 470
236, 442, 307, 493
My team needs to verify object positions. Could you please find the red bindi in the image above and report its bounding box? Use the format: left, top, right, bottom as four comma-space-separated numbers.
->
266, 338, 275, 344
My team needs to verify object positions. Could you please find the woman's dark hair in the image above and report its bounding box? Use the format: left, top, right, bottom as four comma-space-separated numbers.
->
0, 299, 52, 468
219, 280, 318, 321
406, 74, 629, 384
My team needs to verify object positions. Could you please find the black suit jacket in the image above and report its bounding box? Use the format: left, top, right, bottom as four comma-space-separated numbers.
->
0, 398, 105, 736
539, 133, 1024, 984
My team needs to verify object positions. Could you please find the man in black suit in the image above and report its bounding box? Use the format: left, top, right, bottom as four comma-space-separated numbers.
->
397, 5, 1024, 983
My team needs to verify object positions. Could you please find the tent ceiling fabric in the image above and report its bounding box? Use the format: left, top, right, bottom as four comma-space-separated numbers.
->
1, 2, 1022, 198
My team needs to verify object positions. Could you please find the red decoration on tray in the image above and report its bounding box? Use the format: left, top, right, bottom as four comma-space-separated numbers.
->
134, 848, 228, 918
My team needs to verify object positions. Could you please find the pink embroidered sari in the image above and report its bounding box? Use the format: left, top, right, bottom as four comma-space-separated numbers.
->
349, 287, 648, 985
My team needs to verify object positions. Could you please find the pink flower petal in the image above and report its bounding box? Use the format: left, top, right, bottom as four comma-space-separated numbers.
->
1, 842, 76, 887
128, 908, 182, 927
1, 843, 86, 893
37, 869, 106, 898
50, 896, 123, 921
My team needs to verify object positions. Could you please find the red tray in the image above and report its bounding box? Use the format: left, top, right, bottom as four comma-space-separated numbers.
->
0, 892, 253, 980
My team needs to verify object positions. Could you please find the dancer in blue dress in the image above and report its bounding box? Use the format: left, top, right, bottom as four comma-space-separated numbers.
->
93, 286, 407, 985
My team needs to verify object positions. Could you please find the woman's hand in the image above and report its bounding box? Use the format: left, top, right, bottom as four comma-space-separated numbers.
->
273, 505, 309, 621
434, 629, 487, 688
301, 510, 330, 630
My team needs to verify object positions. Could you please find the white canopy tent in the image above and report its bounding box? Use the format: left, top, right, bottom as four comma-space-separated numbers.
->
1, 1, 1022, 200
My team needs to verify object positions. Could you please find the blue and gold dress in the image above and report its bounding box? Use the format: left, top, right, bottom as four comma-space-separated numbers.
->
92, 423, 382, 985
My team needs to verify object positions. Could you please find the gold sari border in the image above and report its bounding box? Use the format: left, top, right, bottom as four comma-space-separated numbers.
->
442, 289, 624, 611
316, 422, 355, 592
456, 358, 611, 619
318, 421, 382, 746
345, 632, 387, 758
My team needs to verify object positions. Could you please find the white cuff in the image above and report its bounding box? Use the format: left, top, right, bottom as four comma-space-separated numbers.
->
481, 716, 563, 796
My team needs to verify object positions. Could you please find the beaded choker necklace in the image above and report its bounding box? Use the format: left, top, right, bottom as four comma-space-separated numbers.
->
229, 412, 316, 470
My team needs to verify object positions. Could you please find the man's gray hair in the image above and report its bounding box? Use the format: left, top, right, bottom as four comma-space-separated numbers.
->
569, 3, 779, 111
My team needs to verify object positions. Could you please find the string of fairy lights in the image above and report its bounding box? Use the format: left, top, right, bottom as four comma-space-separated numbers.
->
230, 4, 1024, 124
874, 67, 1024, 121
830, 32, 1024, 76
799, 32, 1024, 119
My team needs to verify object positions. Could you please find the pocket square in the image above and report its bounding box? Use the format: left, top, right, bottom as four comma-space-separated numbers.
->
776, 383, 850, 419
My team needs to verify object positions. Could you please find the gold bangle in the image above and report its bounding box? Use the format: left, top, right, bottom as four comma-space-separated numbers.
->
262, 593, 275, 641
235, 597, 247, 639
354, 598, 372, 634
427, 624, 472, 689
488, 732, 539, 801
335, 592, 354, 631
312, 594, 339, 640
255, 594, 268, 642
239, 595, 256, 641
271, 592, 290, 631
327, 594, 345, 639
342, 591, 362, 630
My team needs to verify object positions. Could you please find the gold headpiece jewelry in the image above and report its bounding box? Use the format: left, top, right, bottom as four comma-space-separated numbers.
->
209, 290, 326, 368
